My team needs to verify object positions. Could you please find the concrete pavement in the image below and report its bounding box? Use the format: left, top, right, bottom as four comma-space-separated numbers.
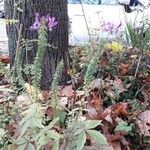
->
0, 19, 8, 54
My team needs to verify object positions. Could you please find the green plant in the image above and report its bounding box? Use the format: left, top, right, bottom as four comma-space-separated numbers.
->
51, 60, 64, 108
0, 62, 5, 76
14, 102, 60, 150
115, 121, 134, 133
31, 22, 48, 96
63, 117, 108, 150
0, 128, 6, 148
125, 18, 150, 51
84, 45, 104, 95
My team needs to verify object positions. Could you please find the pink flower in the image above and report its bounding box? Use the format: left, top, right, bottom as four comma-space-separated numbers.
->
30, 13, 58, 31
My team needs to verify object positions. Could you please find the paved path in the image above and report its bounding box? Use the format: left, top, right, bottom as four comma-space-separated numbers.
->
0, 19, 8, 55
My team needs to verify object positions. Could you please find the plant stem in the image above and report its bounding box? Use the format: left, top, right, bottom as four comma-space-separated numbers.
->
134, 54, 142, 77
80, 1, 92, 43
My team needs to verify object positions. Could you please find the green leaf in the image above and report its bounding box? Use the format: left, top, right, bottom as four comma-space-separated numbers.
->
47, 130, 61, 141
76, 131, 86, 150
86, 130, 108, 145
0, 128, 5, 137
115, 121, 133, 133
18, 144, 27, 150
19, 120, 31, 138
27, 143, 35, 150
47, 117, 59, 129
85, 120, 101, 130
0, 128, 5, 141
53, 111, 67, 124
31, 117, 43, 128
53, 140, 59, 150
15, 137, 27, 145
38, 134, 50, 147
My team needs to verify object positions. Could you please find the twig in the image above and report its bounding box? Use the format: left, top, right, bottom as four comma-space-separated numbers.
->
134, 83, 147, 98
134, 54, 142, 77
80, 1, 92, 44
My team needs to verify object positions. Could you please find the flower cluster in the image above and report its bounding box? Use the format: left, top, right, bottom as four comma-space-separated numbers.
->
101, 21, 122, 34
30, 13, 58, 31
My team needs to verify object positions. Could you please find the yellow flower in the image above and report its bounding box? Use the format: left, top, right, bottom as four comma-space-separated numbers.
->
105, 41, 123, 52
111, 41, 123, 52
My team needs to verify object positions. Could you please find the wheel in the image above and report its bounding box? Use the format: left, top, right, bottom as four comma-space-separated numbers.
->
0, 11, 4, 18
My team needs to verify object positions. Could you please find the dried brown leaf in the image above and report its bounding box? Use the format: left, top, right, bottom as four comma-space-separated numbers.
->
119, 63, 129, 76
112, 78, 126, 94
60, 85, 75, 98
112, 102, 129, 117
136, 110, 150, 136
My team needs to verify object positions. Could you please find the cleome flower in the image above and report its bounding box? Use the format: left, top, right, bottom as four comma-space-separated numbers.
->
30, 13, 58, 31
101, 21, 122, 34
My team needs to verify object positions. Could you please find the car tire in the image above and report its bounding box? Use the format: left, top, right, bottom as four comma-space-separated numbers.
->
0, 11, 4, 18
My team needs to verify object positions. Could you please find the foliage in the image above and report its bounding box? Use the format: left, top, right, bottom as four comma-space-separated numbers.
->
31, 23, 48, 94
84, 45, 103, 95
0, 4, 150, 150
115, 121, 133, 133
51, 60, 64, 107
125, 18, 150, 51
63, 117, 107, 150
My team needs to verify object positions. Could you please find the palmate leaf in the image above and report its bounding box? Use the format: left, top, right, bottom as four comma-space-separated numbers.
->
86, 130, 108, 145
53, 140, 59, 150
19, 120, 31, 138
115, 121, 133, 133
76, 131, 86, 150
38, 134, 50, 147
85, 120, 102, 130
47, 117, 59, 130
47, 130, 61, 141
18, 144, 27, 150
0, 128, 5, 141
36, 130, 60, 150
26, 143, 35, 150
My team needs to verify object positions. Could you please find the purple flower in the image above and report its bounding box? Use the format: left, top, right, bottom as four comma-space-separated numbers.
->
114, 22, 122, 34
30, 13, 58, 31
48, 16, 58, 31
101, 21, 122, 34
30, 13, 41, 30
102, 22, 114, 32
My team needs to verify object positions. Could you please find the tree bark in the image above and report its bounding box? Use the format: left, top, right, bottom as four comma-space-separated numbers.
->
4, 0, 69, 90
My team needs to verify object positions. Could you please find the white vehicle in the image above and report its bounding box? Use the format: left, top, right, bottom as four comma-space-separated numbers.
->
0, 0, 4, 18
68, 0, 150, 45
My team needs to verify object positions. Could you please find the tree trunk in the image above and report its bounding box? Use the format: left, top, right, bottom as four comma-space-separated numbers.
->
4, 0, 69, 90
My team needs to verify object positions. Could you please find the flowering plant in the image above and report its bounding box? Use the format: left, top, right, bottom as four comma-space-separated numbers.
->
101, 21, 122, 35
30, 13, 58, 31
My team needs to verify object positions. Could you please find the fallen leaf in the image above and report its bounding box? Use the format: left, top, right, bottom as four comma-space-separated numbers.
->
76, 90, 85, 97
112, 103, 129, 117
136, 110, 150, 136
45, 106, 53, 118
60, 97, 68, 107
119, 63, 129, 76
112, 78, 126, 94
107, 132, 126, 142
90, 78, 104, 90
0, 55, 10, 64
41, 90, 50, 100
90, 91, 103, 113
105, 90, 116, 99
111, 141, 122, 150
99, 52, 109, 67
60, 85, 75, 98
87, 104, 98, 119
